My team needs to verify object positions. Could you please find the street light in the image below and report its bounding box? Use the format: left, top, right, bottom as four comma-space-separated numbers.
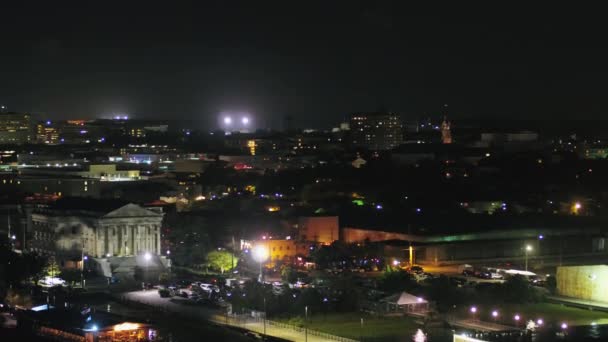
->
514, 314, 520, 326
470, 306, 477, 321
305, 306, 308, 342
525, 245, 533, 271
492, 310, 498, 322
252, 245, 268, 283
144, 252, 152, 282
561, 322, 568, 330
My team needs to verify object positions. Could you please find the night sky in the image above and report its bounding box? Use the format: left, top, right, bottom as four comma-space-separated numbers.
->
1, 3, 607, 129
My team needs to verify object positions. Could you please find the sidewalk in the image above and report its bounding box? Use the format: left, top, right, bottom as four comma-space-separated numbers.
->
547, 295, 608, 312
449, 318, 519, 332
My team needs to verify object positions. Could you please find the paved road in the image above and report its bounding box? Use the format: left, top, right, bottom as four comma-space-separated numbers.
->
120, 290, 351, 342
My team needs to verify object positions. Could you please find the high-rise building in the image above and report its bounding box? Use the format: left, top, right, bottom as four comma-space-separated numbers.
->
0, 112, 32, 144
349, 112, 403, 150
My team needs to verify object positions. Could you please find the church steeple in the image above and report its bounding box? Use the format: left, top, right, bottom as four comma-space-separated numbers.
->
441, 116, 452, 144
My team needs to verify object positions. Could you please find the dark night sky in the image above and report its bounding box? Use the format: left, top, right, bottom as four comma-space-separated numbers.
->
1, 3, 607, 129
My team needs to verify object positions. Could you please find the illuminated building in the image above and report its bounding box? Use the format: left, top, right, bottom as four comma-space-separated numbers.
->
0, 112, 32, 144
247, 139, 257, 155
27, 198, 163, 260
557, 265, 608, 303
298, 216, 339, 244
256, 239, 296, 262
36, 122, 60, 144
350, 112, 403, 150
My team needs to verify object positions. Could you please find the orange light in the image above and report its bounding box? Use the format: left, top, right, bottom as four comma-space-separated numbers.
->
113, 323, 140, 331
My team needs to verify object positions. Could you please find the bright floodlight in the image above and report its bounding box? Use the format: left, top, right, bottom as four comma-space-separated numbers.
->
144, 252, 152, 261
224, 116, 232, 125
242, 117, 249, 125
526, 245, 533, 251
252, 245, 269, 263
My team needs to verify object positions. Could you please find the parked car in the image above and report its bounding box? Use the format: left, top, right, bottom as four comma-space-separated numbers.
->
477, 271, 492, 279
409, 265, 424, 274
462, 269, 476, 277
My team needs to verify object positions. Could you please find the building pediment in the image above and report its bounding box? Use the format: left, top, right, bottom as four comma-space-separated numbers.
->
102, 203, 163, 219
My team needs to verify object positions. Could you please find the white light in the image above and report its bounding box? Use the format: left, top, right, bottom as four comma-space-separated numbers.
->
392, 260, 400, 266
224, 117, 232, 125
144, 252, 152, 261
537, 318, 543, 325
91, 324, 98, 331
166, 250, 171, 255
492, 310, 498, 317
526, 245, 533, 251
242, 117, 249, 125
561, 322, 568, 329
252, 245, 269, 263
470, 306, 477, 313
106, 253, 111, 258
514, 314, 520, 321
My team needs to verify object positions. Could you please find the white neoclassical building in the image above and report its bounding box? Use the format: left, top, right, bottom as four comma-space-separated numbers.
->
26, 199, 163, 266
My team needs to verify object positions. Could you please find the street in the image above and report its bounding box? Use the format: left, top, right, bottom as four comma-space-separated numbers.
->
120, 290, 355, 342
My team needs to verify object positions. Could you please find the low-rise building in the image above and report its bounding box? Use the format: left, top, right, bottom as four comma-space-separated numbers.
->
26, 198, 163, 266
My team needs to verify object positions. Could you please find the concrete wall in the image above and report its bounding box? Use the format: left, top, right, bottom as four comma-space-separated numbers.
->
557, 265, 608, 303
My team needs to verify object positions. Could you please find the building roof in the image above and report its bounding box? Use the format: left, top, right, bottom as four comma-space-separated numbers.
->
382, 291, 427, 305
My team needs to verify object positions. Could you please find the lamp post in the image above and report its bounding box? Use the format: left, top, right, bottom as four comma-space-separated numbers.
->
252, 245, 269, 283
305, 306, 308, 342
525, 245, 532, 271
360, 317, 364, 342
263, 296, 267, 335
144, 252, 152, 282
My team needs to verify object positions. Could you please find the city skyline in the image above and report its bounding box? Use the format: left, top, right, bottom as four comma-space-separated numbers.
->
2, 4, 608, 128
